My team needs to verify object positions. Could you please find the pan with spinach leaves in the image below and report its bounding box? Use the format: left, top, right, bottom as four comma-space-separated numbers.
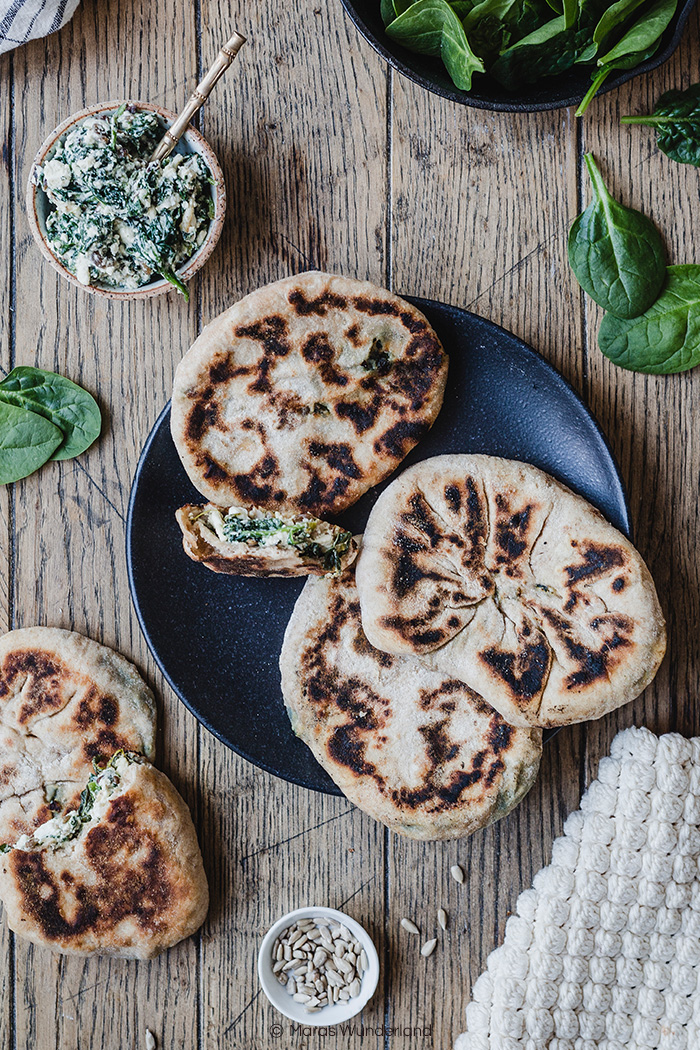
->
380, 0, 682, 109
621, 82, 700, 166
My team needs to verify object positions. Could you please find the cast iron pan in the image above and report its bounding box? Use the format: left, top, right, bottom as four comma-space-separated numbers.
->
127, 298, 629, 794
340, 0, 697, 111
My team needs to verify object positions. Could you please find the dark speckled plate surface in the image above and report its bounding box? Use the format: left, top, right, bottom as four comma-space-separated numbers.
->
127, 298, 629, 795
340, 0, 697, 111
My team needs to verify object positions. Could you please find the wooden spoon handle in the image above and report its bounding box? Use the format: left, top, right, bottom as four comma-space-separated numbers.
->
150, 30, 246, 163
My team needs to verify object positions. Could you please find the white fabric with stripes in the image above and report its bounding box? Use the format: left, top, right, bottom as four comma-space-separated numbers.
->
0, 0, 79, 54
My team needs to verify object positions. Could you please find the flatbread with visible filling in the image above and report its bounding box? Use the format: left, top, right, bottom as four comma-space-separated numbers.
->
0, 628, 156, 845
280, 560, 542, 840
176, 503, 358, 577
0, 754, 207, 958
355, 455, 666, 728
170, 272, 448, 516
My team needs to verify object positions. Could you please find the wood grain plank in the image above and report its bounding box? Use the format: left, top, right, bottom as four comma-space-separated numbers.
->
388, 72, 583, 1047
580, 10, 700, 786
8, 0, 203, 1047
195, 3, 389, 1047
390, 85, 581, 385
0, 47, 14, 1050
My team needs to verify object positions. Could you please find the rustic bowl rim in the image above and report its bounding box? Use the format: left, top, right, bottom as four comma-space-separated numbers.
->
26, 99, 226, 301
257, 906, 380, 1026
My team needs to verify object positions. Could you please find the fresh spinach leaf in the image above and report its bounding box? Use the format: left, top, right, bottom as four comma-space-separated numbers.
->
576, 0, 678, 113
592, 0, 648, 47
621, 83, 700, 166
0, 367, 101, 461
0, 402, 64, 484
381, 0, 398, 24
490, 15, 570, 87
598, 265, 700, 373
568, 153, 666, 319
386, 0, 485, 88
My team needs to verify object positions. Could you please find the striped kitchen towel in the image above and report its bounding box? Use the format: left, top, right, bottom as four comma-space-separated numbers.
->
0, 0, 80, 55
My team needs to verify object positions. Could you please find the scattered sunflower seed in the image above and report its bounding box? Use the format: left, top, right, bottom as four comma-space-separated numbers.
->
450, 864, 465, 884
421, 938, 438, 957
438, 908, 448, 931
145, 1032, 156, 1050
401, 918, 421, 935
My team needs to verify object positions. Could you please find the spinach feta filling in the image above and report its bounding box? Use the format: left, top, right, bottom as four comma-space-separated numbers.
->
0, 751, 140, 854
198, 505, 354, 575
36, 105, 215, 298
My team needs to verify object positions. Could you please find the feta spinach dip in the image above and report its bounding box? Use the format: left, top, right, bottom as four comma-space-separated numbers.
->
35, 104, 216, 298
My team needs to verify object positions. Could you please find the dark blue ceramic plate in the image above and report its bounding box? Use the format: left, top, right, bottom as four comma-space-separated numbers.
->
127, 298, 629, 794
340, 0, 697, 112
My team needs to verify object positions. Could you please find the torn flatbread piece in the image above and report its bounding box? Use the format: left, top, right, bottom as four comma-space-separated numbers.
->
0, 627, 156, 845
176, 503, 357, 577
356, 455, 666, 728
170, 272, 448, 516
280, 560, 542, 840
0, 753, 208, 958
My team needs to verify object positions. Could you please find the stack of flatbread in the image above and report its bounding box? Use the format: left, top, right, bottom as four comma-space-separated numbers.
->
0, 627, 208, 958
166, 272, 666, 841
280, 455, 666, 840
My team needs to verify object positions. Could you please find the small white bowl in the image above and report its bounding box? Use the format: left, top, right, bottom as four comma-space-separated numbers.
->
258, 906, 380, 1026
26, 100, 226, 300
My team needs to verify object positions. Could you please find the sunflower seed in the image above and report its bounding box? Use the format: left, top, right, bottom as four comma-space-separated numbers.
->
272, 960, 285, 974
293, 993, 311, 1003
438, 908, 448, 931
145, 1032, 156, 1050
401, 918, 420, 935
421, 938, 437, 957
313, 948, 327, 967
338, 989, 350, 1001
450, 864, 465, 884
360, 950, 368, 972
349, 978, 361, 997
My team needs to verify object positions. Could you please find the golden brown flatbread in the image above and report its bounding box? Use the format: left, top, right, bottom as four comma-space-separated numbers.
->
356, 455, 666, 728
170, 272, 448, 516
0, 755, 208, 958
0, 628, 156, 845
280, 559, 542, 840
176, 503, 358, 577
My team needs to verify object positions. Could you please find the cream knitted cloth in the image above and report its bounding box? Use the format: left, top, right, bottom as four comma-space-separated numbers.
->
455, 727, 700, 1050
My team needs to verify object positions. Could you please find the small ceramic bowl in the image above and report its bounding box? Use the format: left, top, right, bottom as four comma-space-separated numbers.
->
258, 906, 380, 1026
26, 100, 226, 300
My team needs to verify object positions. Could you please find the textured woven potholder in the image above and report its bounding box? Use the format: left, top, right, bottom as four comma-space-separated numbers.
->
455, 727, 700, 1050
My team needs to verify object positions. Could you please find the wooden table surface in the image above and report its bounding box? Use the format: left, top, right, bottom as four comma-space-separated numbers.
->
1, 1, 699, 1047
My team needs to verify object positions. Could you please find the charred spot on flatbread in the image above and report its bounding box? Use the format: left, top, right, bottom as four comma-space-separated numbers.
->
171, 272, 448, 516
